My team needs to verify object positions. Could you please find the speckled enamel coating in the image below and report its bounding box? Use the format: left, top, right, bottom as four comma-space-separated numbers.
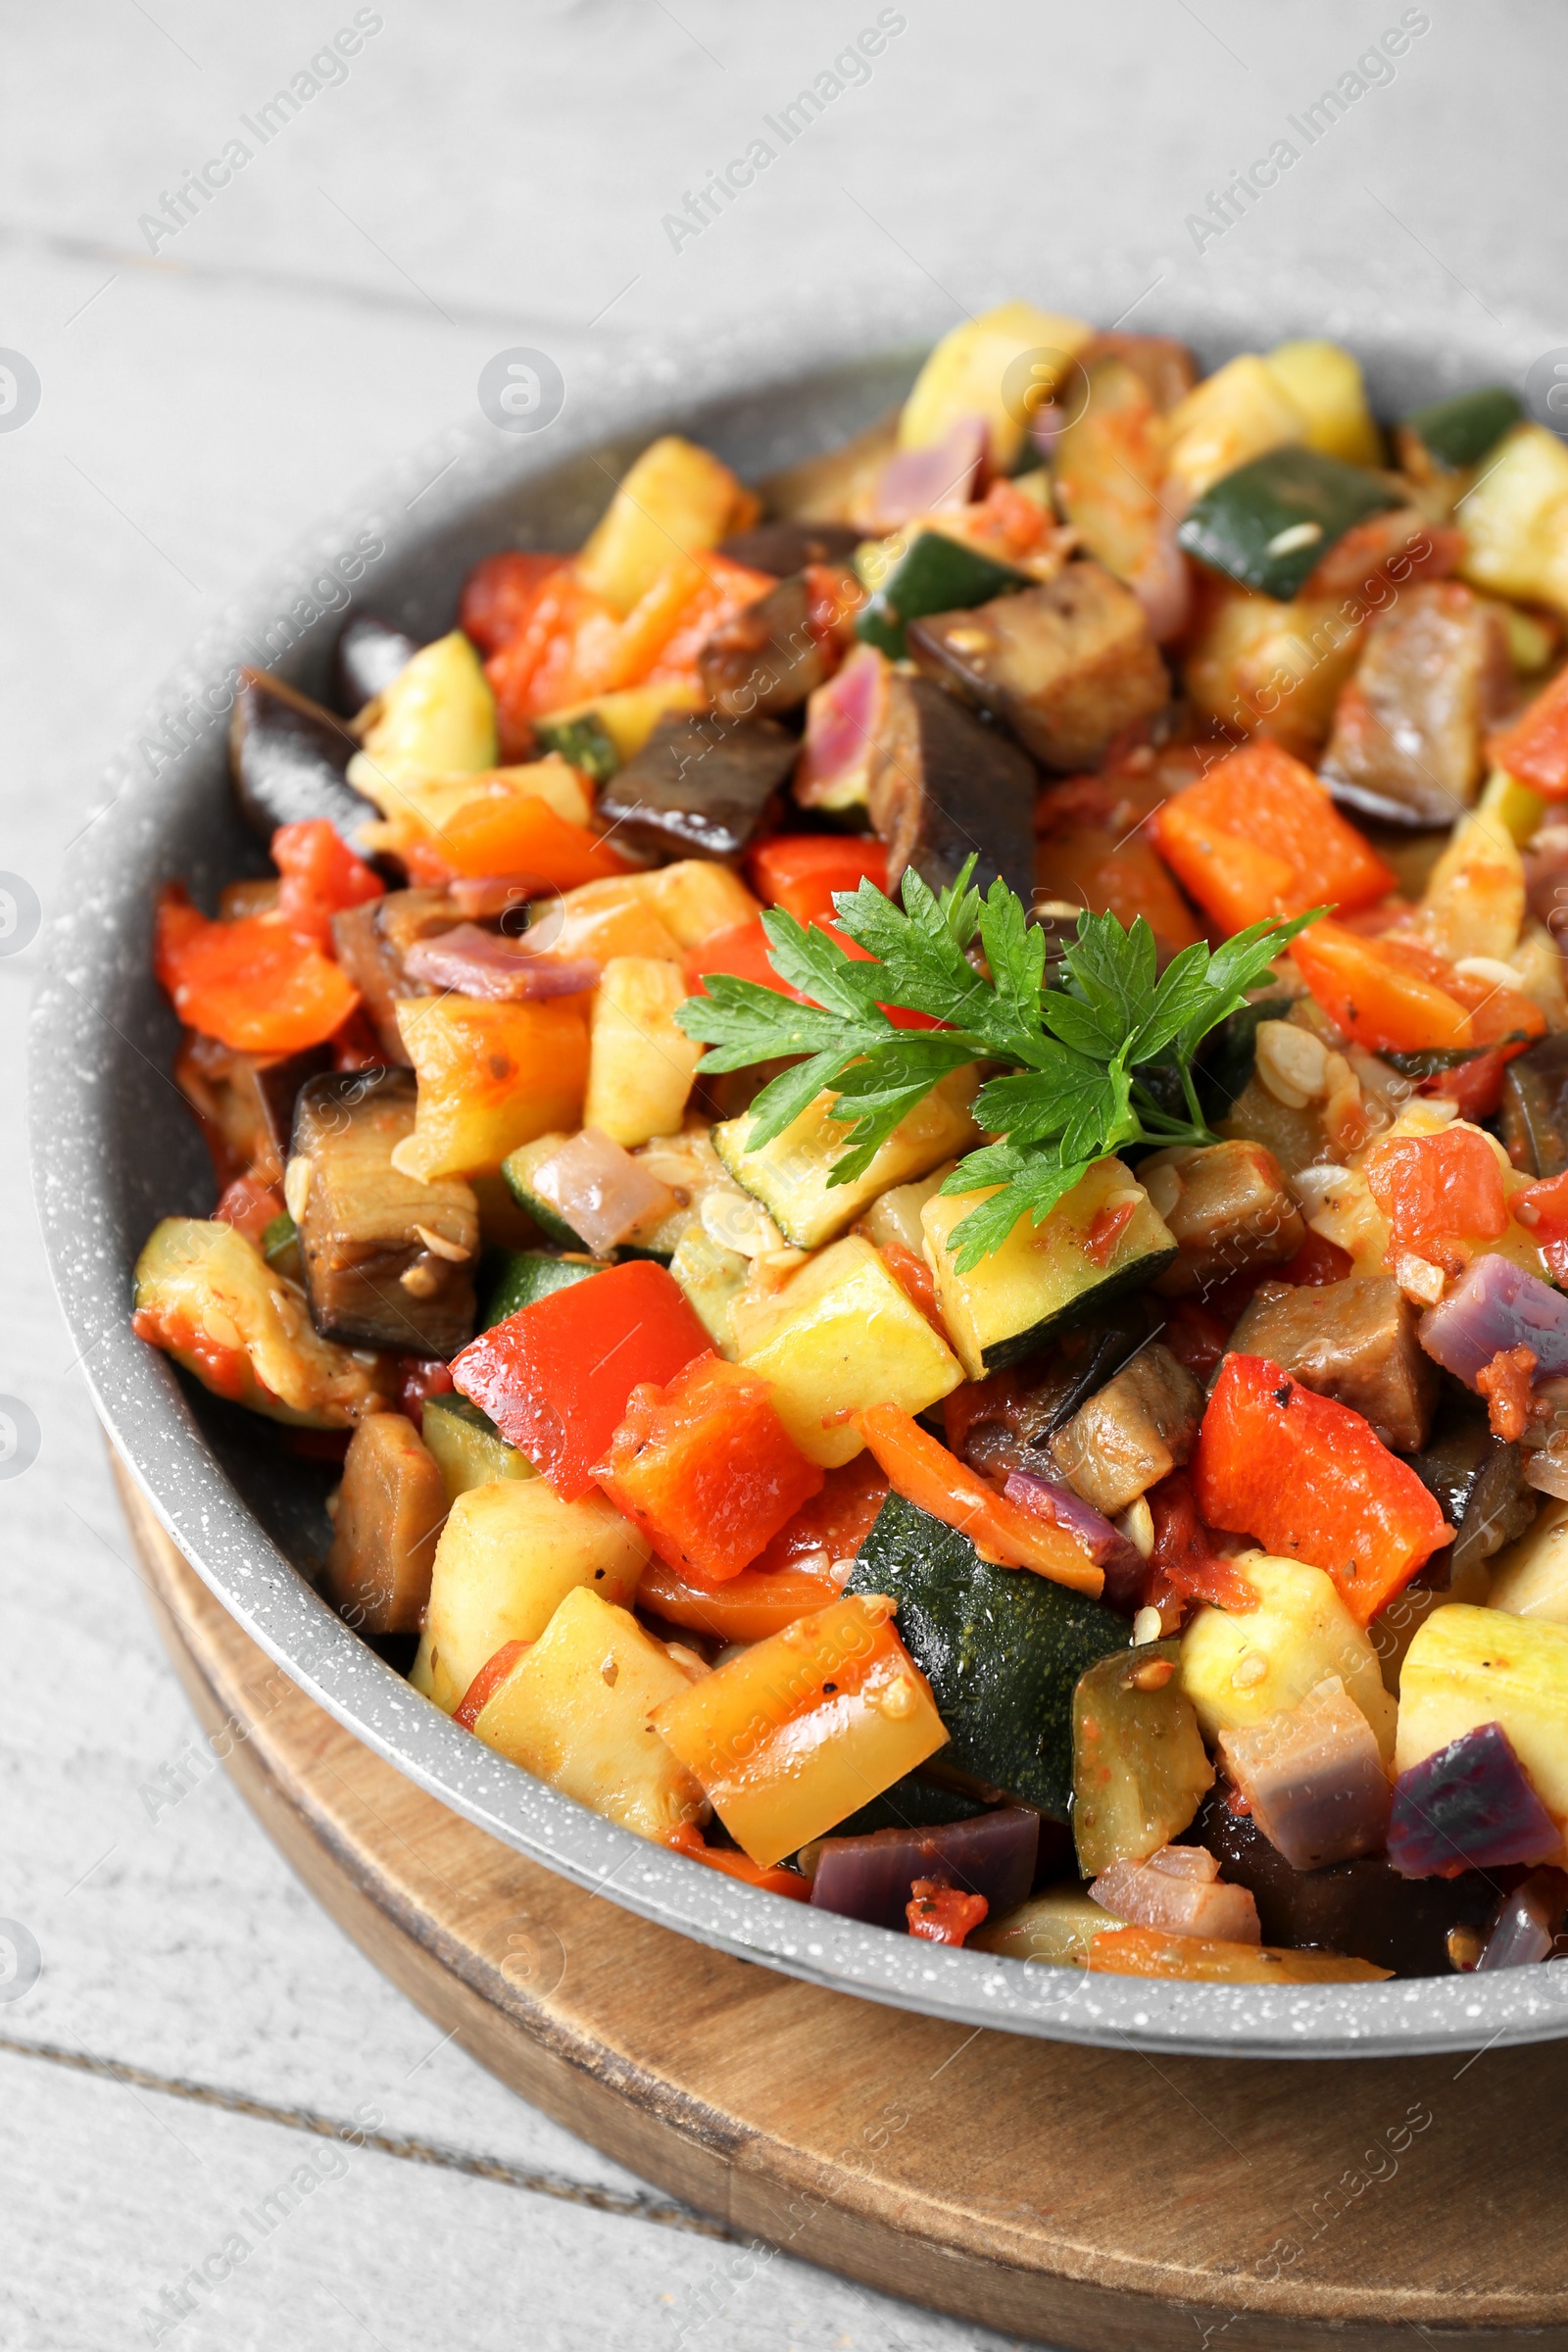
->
32, 301, 1568, 2057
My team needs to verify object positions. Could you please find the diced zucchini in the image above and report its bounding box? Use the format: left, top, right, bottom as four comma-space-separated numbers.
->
533, 681, 709, 767
1396, 1601, 1568, 1823
1070, 1642, 1214, 1875
585, 957, 703, 1149
921, 1156, 1176, 1380
323, 1412, 446, 1635
466, 1586, 706, 1839
480, 1250, 607, 1328
501, 1133, 593, 1250
420, 1393, 534, 1503
1400, 386, 1521, 473
1489, 1498, 1568, 1625
1177, 1551, 1396, 1766
715, 1065, 978, 1250
132, 1217, 389, 1427
968, 1886, 1126, 1968
897, 301, 1093, 472
855, 529, 1031, 659
734, 1236, 962, 1468
1183, 582, 1363, 755
845, 1494, 1127, 1817
1177, 446, 1402, 603
532, 711, 619, 782
1264, 340, 1382, 467
638, 858, 761, 950
410, 1481, 649, 1713
577, 436, 750, 616
1458, 424, 1568, 615
392, 997, 589, 1183
667, 1225, 749, 1356
350, 630, 496, 788
651, 1592, 948, 1867
1164, 353, 1306, 509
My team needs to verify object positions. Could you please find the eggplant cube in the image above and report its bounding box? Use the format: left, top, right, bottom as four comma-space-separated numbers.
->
908, 563, 1168, 771
1320, 583, 1510, 828
292, 1068, 479, 1357
698, 572, 833, 718
865, 672, 1038, 905
229, 670, 380, 853
323, 1411, 447, 1636
1217, 1676, 1392, 1871
596, 713, 798, 862
1227, 1275, 1438, 1453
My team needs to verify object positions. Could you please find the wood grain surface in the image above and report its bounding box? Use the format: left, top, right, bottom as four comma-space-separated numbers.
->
116, 1458, 1568, 2352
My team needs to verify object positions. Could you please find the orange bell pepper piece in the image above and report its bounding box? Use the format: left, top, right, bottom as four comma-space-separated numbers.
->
682, 915, 943, 1032
1291, 917, 1474, 1053
1034, 825, 1205, 952
635, 1455, 888, 1640
664, 1820, 811, 1901
1364, 1126, 1508, 1255
596, 1354, 824, 1586
1490, 663, 1568, 799
434, 794, 634, 887
154, 886, 360, 1054
852, 1403, 1103, 1595
271, 818, 383, 949
1192, 1354, 1451, 1624
1152, 741, 1395, 934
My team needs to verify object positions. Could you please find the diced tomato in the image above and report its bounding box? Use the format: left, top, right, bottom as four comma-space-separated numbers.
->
398, 1356, 456, 1423
1291, 918, 1474, 1054
962, 474, 1051, 560
1085, 1199, 1140, 1267
746, 836, 888, 927
451, 1259, 710, 1502
877, 1240, 947, 1336
1144, 1470, 1259, 1624
1152, 741, 1395, 935
1276, 1228, 1355, 1287
1160, 1298, 1232, 1381
460, 551, 569, 659
595, 1353, 824, 1585
664, 1820, 811, 1901
213, 1174, 283, 1247
853, 1403, 1103, 1593
131, 1301, 255, 1404
1193, 1354, 1451, 1624
270, 818, 383, 949
454, 1640, 532, 1731
1476, 1345, 1538, 1443
1490, 664, 1568, 800
1364, 1126, 1508, 1256
1420, 1047, 1510, 1122
1515, 1169, 1568, 1286
432, 795, 634, 888
906, 1879, 988, 1945
154, 885, 360, 1054
747, 1451, 890, 1576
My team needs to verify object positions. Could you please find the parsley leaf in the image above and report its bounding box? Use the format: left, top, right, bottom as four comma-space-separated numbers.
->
673, 868, 1320, 1257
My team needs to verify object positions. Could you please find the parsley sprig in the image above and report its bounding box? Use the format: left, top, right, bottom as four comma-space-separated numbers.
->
675, 862, 1319, 1272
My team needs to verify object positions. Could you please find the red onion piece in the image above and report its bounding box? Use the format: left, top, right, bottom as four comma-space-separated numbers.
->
1092, 1845, 1261, 1943
795, 642, 890, 810
1216, 1678, 1391, 1872
1419, 1253, 1568, 1388
1130, 519, 1194, 645
530, 1127, 675, 1255
1477, 1865, 1568, 1969
808, 1806, 1038, 1932
1388, 1720, 1561, 1879
1004, 1469, 1142, 1607
403, 923, 600, 1002
867, 414, 987, 531
449, 873, 553, 921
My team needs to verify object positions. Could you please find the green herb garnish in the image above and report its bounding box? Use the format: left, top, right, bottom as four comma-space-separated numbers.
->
675, 861, 1320, 1271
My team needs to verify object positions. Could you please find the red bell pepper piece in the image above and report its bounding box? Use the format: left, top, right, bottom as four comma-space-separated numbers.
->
1192, 1354, 1451, 1624
854, 1403, 1104, 1594
683, 914, 942, 1031
1365, 1126, 1508, 1256
459, 550, 569, 658
1490, 663, 1568, 800
451, 1259, 710, 1501
595, 1353, 824, 1585
665, 1820, 811, 1901
270, 818, 383, 949
1145, 1470, 1259, 1622
1152, 741, 1395, 935
746, 836, 888, 927
454, 1640, 531, 1731
154, 885, 360, 1054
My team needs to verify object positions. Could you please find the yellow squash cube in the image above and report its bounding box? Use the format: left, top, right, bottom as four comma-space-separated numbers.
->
1165, 354, 1306, 510
1396, 1603, 1568, 1821
468, 1586, 707, 1839
350, 630, 497, 784
585, 957, 703, 1148
898, 300, 1093, 473
1265, 339, 1382, 466
392, 995, 589, 1181
734, 1235, 962, 1468
1178, 1552, 1396, 1765
652, 1594, 948, 1867
716, 1065, 978, 1250
1459, 424, 1568, 615
578, 436, 751, 615
411, 1481, 649, 1714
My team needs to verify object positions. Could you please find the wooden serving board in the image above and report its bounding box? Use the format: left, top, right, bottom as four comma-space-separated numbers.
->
118, 1456, 1568, 2351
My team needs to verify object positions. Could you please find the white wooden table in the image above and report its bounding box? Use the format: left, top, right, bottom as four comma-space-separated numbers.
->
4, 7, 1561, 2344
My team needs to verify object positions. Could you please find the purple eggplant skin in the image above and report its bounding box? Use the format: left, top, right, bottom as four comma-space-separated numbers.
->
596, 713, 799, 863
229, 671, 380, 856
1188, 1786, 1496, 1976
253, 1046, 333, 1170
808, 1805, 1040, 1932
718, 519, 860, 575
1476, 1866, 1568, 1970
1387, 1722, 1562, 1881
1420, 1253, 1568, 1387
332, 612, 418, 716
